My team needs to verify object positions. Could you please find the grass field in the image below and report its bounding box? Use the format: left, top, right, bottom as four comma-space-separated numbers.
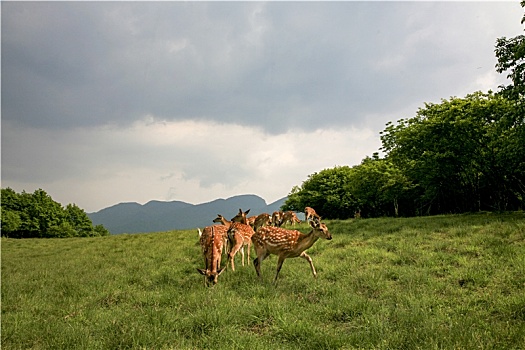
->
2, 212, 525, 349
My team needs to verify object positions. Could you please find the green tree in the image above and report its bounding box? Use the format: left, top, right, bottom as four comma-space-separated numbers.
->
65, 204, 94, 236
495, 1, 525, 100
1, 209, 22, 236
282, 159, 414, 219
381, 92, 524, 214
93, 224, 110, 237
282, 166, 358, 219
348, 156, 415, 217
1, 188, 110, 238
26, 189, 65, 238
1, 188, 23, 236
47, 222, 77, 238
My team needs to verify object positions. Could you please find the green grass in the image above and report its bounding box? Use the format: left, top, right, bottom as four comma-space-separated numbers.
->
2, 212, 525, 349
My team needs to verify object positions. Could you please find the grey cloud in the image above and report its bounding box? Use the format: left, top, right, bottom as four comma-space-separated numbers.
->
2, 2, 521, 134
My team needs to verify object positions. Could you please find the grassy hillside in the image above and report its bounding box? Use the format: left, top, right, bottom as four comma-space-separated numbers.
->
2, 213, 525, 349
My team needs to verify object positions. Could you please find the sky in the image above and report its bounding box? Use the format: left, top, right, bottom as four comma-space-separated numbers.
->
2, 1, 523, 213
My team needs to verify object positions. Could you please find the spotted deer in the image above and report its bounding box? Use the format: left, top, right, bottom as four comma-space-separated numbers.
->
212, 214, 233, 253
252, 219, 332, 283
304, 206, 321, 222
280, 211, 301, 227
226, 209, 255, 271
247, 216, 257, 228
253, 213, 272, 231
271, 211, 283, 226
197, 225, 227, 285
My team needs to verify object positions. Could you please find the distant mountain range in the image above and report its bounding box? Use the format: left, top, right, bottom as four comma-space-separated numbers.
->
87, 194, 288, 234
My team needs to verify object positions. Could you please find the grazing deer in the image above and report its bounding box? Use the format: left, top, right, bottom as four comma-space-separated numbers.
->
197, 226, 226, 285
304, 206, 321, 222
253, 213, 272, 231
212, 214, 236, 254
252, 219, 332, 283
247, 216, 257, 228
198, 225, 228, 243
227, 209, 255, 271
271, 211, 283, 227
280, 211, 301, 227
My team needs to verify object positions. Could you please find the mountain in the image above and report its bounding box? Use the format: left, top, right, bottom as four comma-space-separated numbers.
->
87, 194, 288, 234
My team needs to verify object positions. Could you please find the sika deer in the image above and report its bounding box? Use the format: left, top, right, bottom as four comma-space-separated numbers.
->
280, 211, 301, 227
247, 216, 257, 228
227, 209, 255, 271
197, 226, 227, 285
212, 214, 233, 253
252, 220, 332, 283
304, 206, 321, 222
271, 211, 283, 226
253, 213, 272, 231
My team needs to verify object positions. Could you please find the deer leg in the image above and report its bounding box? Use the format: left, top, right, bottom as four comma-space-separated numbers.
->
299, 251, 317, 278
228, 236, 244, 272
246, 241, 251, 265
274, 256, 286, 284
253, 256, 261, 278
228, 251, 235, 272
223, 237, 229, 256
240, 246, 245, 266
254, 250, 270, 279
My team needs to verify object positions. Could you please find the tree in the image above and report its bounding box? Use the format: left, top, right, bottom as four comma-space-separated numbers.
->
380, 92, 524, 214
348, 156, 415, 217
65, 204, 94, 236
282, 158, 414, 219
1, 209, 22, 235
495, 1, 525, 100
93, 224, 110, 237
1, 188, 23, 236
1, 188, 110, 238
282, 166, 358, 219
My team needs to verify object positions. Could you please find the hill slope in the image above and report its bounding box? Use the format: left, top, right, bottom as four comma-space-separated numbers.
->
88, 194, 287, 234
3, 213, 524, 349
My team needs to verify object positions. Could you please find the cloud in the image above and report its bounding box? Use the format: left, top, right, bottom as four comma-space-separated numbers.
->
2, 1, 522, 212
3, 2, 520, 133
2, 117, 380, 212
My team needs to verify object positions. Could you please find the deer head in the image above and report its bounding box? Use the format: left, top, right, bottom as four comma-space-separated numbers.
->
310, 219, 332, 240
231, 208, 250, 225
213, 214, 229, 225
197, 266, 226, 285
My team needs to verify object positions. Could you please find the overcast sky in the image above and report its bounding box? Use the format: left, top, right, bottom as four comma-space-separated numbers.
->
2, 1, 523, 213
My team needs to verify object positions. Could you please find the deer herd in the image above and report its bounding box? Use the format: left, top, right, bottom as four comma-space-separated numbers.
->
197, 206, 332, 286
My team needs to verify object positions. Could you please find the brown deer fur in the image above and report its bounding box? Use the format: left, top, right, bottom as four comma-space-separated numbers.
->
280, 211, 301, 227
197, 225, 227, 285
252, 220, 332, 283
227, 209, 255, 271
304, 206, 321, 222
253, 213, 272, 231
271, 211, 283, 226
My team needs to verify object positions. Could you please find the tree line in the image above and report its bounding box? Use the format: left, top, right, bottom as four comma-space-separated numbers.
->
283, 4, 525, 219
1, 188, 110, 238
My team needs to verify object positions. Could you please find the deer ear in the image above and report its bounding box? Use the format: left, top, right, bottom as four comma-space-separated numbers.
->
310, 220, 320, 228
245, 209, 251, 215
197, 268, 207, 275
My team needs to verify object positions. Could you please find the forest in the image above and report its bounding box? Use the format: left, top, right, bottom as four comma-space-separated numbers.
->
283, 8, 525, 219
1, 188, 109, 238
